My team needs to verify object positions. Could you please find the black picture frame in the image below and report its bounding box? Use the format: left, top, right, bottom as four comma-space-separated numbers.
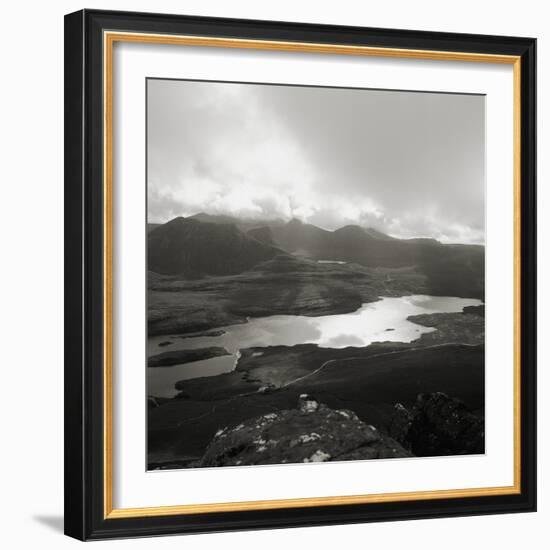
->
64, 8, 537, 541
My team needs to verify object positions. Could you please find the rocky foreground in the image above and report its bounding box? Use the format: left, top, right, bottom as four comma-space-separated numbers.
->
159, 392, 483, 469
198, 394, 410, 467
148, 341, 485, 469
389, 392, 484, 456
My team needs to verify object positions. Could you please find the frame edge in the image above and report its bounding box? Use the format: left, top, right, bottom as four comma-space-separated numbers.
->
64, 9, 87, 541
64, 9, 538, 540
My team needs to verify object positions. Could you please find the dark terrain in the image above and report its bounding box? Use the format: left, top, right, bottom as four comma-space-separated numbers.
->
148, 217, 283, 277
146, 215, 485, 469
149, 214, 483, 297
148, 347, 230, 368
193, 392, 483, 468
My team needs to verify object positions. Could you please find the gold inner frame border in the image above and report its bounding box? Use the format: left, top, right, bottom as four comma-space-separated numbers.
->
102, 30, 522, 520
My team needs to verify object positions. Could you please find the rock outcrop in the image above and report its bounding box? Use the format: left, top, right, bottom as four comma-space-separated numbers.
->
198, 395, 411, 467
389, 392, 484, 456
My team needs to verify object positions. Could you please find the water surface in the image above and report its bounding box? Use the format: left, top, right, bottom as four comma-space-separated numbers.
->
148, 295, 481, 397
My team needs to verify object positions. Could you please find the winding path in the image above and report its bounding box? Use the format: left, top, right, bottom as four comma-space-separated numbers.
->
174, 341, 480, 428
280, 341, 480, 389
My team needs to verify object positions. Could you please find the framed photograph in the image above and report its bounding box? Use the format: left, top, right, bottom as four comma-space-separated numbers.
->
64, 9, 536, 540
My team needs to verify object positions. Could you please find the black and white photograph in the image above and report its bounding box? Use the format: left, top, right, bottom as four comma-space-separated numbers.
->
58, 4, 539, 542
1, 0, 543, 545
146, 79, 486, 470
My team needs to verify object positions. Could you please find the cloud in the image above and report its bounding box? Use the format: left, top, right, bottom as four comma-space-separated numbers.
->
148, 79, 316, 221
147, 79, 485, 244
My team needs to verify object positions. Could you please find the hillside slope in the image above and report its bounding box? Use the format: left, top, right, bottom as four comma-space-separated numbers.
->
147, 217, 283, 276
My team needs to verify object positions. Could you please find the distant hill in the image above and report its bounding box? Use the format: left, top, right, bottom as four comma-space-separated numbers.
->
261, 219, 426, 266
190, 212, 285, 232
418, 243, 484, 298
246, 226, 275, 246
147, 217, 284, 277
245, 219, 484, 299
148, 215, 484, 298
269, 218, 332, 256
363, 227, 396, 240
189, 212, 240, 225
147, 223, 161, 233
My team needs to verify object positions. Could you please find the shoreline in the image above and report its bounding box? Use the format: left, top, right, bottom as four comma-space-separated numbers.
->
147, 300, 484, 398
148, 342, 485, 468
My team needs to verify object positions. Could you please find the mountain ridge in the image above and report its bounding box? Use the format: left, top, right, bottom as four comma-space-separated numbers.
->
147, 216, 284, 277
147, 215, 484, 298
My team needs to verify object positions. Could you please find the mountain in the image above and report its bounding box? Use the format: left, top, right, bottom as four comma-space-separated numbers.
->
147, 223, 161, 233
148, 217, 284, 276
148, 215, 484, 298
246, 226, 275, 246
189, 212, 240, 225
190, 212, 285, 232
256, 219, 484, 298
268, 218, 332, 256
363, 227, 396, 240
263, 219, 427, 266
418, 243, 484, 298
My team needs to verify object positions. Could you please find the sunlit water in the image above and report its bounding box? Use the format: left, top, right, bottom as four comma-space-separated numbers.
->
148, 295, 482, 397
317, 259, 347, 265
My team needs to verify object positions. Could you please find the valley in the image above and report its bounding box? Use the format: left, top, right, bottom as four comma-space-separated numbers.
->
146, 215, 485, 469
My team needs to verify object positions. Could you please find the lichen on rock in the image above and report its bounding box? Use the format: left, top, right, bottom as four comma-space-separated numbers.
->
198, 395, 411, 467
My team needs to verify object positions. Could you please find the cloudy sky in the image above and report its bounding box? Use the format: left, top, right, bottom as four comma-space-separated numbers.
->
147, 79, 485, 244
